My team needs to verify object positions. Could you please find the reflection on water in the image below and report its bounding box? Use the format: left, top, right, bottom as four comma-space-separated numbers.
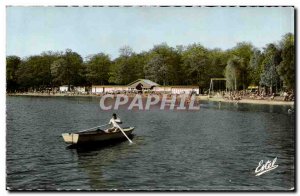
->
75, 136, 143, 190
6, 96, 295, 190
201, 100, 294, 114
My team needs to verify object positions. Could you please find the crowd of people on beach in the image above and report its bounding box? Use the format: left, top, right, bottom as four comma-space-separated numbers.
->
8, 87, 294, 103
211, 89, 294, 102
8, 88, 89, 96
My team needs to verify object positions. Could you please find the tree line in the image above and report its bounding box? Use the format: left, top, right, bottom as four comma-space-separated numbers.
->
6, 33, 294, 93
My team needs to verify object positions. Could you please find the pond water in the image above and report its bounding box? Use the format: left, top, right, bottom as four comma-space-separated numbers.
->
6, 96, 295, 190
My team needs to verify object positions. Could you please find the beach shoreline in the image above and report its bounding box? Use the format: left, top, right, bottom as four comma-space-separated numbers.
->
200, 96, 294, 106
7, 93, 294, 106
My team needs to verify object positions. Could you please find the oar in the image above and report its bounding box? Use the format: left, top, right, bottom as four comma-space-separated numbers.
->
78, 124, 109, 133
114, 120, 133, 144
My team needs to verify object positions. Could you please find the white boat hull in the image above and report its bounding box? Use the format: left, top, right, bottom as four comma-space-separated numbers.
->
62, 127, 134, 145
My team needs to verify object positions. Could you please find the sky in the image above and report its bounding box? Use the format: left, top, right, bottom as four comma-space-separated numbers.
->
6, 6, 294, 59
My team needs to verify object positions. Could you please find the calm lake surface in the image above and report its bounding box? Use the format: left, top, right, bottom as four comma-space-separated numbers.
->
6, 96, 295, 190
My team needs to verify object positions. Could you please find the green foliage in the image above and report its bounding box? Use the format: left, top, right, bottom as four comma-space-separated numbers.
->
144, 43, 182, 85
109, 46, 146, 85
144, 54, 167, 84
228, 42, 254, 89
85, 53, 111, 85
259, 44, 281, 90
224, 57, 241, 90
51, 49, 84, 87
6, 33, 295, 93
277, 33, 295, 89
17, 53, 59, 89
181, 44, 209, 87
6, 56, 21, 92
248, 49, 264, 85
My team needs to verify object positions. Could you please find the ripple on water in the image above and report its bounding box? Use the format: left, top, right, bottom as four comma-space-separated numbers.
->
6, 96, 295, 190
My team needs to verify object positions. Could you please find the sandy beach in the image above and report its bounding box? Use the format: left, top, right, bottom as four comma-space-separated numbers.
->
198, 95, 294, 106
7, 93, 294, 106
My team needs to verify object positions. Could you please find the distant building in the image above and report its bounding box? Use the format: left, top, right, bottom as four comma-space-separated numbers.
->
127, 79, 159, 91
171, 86, 199, 94
91, 85, 127, 94
59, 85, 70, 92
91, 79, 199, 95
74, 86, 86, 93
247, 85, 259, 93
59, 85, 87, 93
153, 86, 172, 92
153, 86, 199, 94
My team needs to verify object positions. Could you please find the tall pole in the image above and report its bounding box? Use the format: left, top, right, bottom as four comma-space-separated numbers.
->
235, 77, 237, 92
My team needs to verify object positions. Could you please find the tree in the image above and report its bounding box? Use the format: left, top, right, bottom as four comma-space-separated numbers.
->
230, 42, 254, 90
85, 53, 111, 85
6, 34, 295, 93
119, 45, 133, 57
144, 43, 182, 85
181, 43, 209, 87
144, 54, 168, 85
207, 49, 229, 78
50, 58, 66, 86
13, 51, 61, 91
109, 46, 141, 84
260, 44, 281, 93
277, 33, 295, 90
224, 57, 241, 90
6, 56, 21, 92
248, 49, 264, 86
16, 56, 38, 90
50, 49, 84, 89
40, 51, 62, 87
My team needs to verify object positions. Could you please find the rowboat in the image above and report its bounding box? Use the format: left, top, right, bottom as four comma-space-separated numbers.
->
62, 127, 135, 146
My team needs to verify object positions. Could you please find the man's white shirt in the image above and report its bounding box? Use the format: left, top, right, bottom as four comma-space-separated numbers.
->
109, 118, 122, 127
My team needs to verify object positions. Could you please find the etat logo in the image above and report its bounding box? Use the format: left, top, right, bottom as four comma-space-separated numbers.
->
255, 157, 278, 176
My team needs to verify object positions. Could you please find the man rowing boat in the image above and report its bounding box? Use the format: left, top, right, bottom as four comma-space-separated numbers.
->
106, 113, 122, 133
